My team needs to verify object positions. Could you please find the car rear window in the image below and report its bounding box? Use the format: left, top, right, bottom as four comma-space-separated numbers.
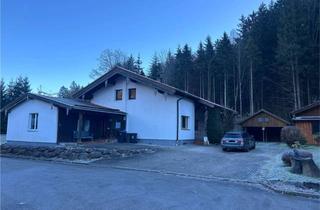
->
224, 133, 242, 138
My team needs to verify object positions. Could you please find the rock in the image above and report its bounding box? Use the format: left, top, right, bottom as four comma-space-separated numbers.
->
47, 147, 55, 152
1, 144, 10, 150
78, 152, 89, 160
59, 152, 69, 159
54, 147, 65, 154
71, 148, 83, 153
47, 152, 58, 158
282, 151, 294, 166
23, 150, 33, 156
293, 149, 313, 159
37, 147, 47, 152
85, 148, 93, 153
68, 153, 78, 160
101, 150, 112, 155
33, 151, 41, 157
89, 151, 102, 159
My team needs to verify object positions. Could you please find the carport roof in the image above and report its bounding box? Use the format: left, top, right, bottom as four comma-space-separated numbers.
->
2, 93, 126, 115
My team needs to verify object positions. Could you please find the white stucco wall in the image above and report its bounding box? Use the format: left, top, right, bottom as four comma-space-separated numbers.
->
178, 99, 195, 140
6, 99, 58, 143
91, 77, 195, 141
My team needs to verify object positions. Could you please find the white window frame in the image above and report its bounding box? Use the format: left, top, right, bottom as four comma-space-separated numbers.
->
28, 113, 39, 131
181, 115, 189, 130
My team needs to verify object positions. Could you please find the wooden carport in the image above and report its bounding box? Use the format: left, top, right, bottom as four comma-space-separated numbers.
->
239, 109, 289, 142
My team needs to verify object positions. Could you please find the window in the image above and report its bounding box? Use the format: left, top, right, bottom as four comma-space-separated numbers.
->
115, 89, 123, 100
312, 121, 320, 135
115, 121, 121, 129
29, 113, 38, 130
181, 115, 189, 130
83, 120, 90, 132
128, 88, 136, 100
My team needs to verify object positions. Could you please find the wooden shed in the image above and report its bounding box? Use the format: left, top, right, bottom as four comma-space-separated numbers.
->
292, 101, 320, 145
239, 109, 289, 142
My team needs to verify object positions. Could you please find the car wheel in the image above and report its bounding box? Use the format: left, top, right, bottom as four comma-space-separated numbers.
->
252, 143, 256, 149
222, 148, 228, 152
243, 147, 249, 152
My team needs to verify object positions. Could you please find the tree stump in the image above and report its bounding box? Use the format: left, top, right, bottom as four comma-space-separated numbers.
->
291, 149, 320, 178
301, 158, 320, 178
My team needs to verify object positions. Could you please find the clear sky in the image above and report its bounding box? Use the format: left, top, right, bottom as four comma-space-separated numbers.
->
1, 0, 270, 94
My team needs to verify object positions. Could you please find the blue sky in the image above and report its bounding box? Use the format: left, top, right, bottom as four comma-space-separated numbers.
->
1, 0, 269, 94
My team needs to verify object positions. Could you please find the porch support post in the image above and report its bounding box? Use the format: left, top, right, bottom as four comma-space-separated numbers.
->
77, 112, 83, 143
204, 106, 208, 138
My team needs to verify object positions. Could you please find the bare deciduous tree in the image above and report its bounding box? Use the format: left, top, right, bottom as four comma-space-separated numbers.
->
90, 49, 128, 79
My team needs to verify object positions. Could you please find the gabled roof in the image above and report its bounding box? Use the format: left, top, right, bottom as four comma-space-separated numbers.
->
239, 109, 289, 125
73, 66, 235, 112
2, 93, 125, 115
292, 116, 320, 121
291, 101, 320, 115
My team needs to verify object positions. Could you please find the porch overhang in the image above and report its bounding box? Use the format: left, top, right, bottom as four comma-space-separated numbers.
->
2, 93, 126, 116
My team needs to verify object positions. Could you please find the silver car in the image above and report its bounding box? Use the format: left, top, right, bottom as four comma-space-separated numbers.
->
221, 131, 256, 152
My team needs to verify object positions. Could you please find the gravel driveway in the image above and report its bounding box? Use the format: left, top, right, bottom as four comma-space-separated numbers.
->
95, 142, 288, 182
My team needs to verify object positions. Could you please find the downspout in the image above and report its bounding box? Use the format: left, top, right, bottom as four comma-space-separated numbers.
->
125, 77, 129, 132
176, 97, 183, 145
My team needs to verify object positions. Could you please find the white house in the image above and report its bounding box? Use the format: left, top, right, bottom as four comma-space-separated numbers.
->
4, 66, 234, 145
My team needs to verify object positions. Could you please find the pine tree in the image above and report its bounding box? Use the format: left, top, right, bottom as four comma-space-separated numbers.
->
58, 81, 81, 98
122, 55, 136, 72
6, 76, 31, 103
194, 42, 206, 97
148, 54, 162, 81
0, 79, 7, 108
204, 37, 215, 100
181, 44, 193, 92
0, 79, 7, 134
162, 51, 176, 85
215, 33, 234, 107
135, 54, 145, 75
58, 86, 69, 98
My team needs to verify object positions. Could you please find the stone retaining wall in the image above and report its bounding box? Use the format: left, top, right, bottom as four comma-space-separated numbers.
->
0, 144, 156, 161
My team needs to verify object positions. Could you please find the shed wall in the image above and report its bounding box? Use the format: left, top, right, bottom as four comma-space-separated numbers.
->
6, 99, 58, 143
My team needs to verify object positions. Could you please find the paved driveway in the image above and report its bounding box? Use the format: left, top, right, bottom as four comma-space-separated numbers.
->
96, 142, 288, 181
2, 157, 319, 210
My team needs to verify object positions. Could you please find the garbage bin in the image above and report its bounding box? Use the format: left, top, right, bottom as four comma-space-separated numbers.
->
127, 133, 138, 143
118, 131, 127, 143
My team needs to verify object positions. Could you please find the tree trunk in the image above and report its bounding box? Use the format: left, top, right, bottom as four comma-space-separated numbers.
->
199, 71, 202, 98
233, 63, 236, 109
224, 71, 227, 107
238, 46, 242, 116
261, 78, 264, 109
207, 67, 211, 101
212, 74, 216, 102
291, 62, 298, 110
307, 76, 310, 104
295, 57, 301, 108
250, 60, 254, 115
185, 71, 188, 92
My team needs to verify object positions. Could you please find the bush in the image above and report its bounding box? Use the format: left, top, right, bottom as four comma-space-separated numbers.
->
207, 108, 234, 144
281, 126, 307, 147
313, 133, 320, 144
207, 109, 223, 144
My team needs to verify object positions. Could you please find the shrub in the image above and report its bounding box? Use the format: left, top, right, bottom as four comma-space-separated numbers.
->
313, 133, 320, 144
207, 108, 234, 144
281, 126, 307, 147
207, 109, 224, 144
281, 151, 294, 166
